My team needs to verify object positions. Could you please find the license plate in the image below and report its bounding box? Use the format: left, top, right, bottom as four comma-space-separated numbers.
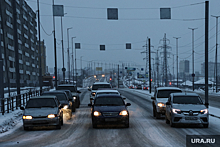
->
185, 117, 197, 120
105, 118, 117, 122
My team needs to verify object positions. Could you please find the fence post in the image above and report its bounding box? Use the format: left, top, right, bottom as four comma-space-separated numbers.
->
23, 94, 25, 107
1, 98, 4, 115
7, 98, 9, 113
12, 96, 14, 111
16, 95, 18, 109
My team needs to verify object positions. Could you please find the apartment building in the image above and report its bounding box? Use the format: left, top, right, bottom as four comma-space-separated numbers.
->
0, 0, 39, 87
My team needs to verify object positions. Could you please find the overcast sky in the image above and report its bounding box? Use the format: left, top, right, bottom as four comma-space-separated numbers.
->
26, 0, 220, 75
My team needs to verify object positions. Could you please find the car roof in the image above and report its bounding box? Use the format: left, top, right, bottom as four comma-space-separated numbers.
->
42, 90, 66, 94
30, 96, 57, 99
156, 87, 182, 91
93, 82, 110, 85
96, 89, 119, 93
58, 84, 76, 87
96, 94, 122, 98
171, 92, 199, 97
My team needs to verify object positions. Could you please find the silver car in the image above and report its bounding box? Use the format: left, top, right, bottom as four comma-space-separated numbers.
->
20, 96, 63, 130
165, 93, 209, 128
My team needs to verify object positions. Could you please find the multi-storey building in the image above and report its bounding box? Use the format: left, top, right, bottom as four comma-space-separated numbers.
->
201, 62, 220, 78
179, 60, 190, 81
0, 0, 39, 87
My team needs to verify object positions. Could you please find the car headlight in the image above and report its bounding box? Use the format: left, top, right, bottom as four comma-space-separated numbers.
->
73, 96, 76, 100
119, 110, 128, 116
23, 115, 33, 119
93, 111, 101, 116
172, 108, 181, 114
200, 109, 208, 114
157, 103, 165, 107
47, 114, 57, 118
63, 105, 68, 109
92, 92, 96, 96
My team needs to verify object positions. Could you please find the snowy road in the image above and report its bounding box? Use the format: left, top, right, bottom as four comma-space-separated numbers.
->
0, 89, 220, 147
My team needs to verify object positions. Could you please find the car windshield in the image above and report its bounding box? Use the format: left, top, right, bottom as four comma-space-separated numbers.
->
42, 93, 67, 101
173, 96, 203, 104
26, 98, 57, 108
57, 86, 77, 92
92, 84, 111, 90
94, 97, 124, 106
157, 90, 182, 98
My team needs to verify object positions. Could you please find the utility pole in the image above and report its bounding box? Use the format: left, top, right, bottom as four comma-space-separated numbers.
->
67, 27, 72, 82
211, 15, 220, 93
12, 0, 21, 106
156, 50, 159, 86
71, 37, 76, 84
37, 0, 42, 93
61, 16, 65, 82
188, 28, 197, 91
0, 2, 4, 113
173, 37, 181, 87
205, 1, 209, 108
149, 38, 152, 93
52, 0, 58, 88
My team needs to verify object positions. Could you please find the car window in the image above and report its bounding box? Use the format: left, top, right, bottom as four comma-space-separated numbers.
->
92, 84, 111, 90
173, 96, 203, 104
94, 97, 124, 106
42, 93, 68, 101
26, 98, 57, 108
57, 86, 77, 92
157, 90, 182, 98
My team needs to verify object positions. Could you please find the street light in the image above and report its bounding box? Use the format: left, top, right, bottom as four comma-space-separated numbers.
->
67, 27, 72, 82
173, 37, 181, 87
71, 37, 76, 84
188, 28, 197, 91
61, 13, 67, 82
80, 56, 83, 86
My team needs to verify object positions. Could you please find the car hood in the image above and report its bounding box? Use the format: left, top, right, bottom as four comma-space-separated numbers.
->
156, 98, 168, 103
172, 104, 207, 111
94, 106, 126, 112
24, 108, 58, 117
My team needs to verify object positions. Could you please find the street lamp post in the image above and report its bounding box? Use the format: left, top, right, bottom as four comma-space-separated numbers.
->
61, 15, 65, 82
67, 27, 72, 82
211, 15, 220, 93
173, 37, 181, 87
80, 56, 83, 86
189, 28, 197, 91
71, 37, 76, 84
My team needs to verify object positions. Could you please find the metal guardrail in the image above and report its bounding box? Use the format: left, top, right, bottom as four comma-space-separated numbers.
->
0, 88, 50, 115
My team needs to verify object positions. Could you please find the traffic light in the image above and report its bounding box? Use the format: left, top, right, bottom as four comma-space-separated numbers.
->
169, 82, 172, 85
151, 79, 152, 82
110, 78, 112, 81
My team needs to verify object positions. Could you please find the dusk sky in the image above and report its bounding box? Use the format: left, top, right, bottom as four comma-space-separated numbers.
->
26, 0, 220, 75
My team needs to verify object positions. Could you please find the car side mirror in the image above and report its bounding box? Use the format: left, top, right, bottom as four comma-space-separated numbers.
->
20, 106, 25, 110
126, 103, 131, 106
88, 103, 92, 107
123, 97, 126, 100
151, 97, 155, 100
59, 105, 63, 109
166, 102, 171, 105
77, 90, 81, 93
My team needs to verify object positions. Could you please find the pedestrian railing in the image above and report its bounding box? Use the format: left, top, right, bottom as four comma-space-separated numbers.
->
0, 88, 50, 115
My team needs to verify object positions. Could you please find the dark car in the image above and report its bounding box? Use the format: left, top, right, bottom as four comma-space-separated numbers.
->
20, 96, 63, 130
57, 84, 81, 108
88, 94, 131, 128
41, 91, 72, 118
136, 85, 142, 89
57, 90, 76, 112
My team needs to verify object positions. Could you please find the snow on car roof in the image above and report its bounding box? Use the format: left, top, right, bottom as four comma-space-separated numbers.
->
156, 87, 182, 90
30, 95, 57, 99
171, 92, 199, 96
96, 89, 119, 93
93, 82, 110, 85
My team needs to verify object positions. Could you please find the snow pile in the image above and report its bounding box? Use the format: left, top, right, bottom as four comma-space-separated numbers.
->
0, 110, 23, 133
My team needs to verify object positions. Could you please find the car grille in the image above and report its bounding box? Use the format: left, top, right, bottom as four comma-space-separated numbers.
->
102, 112, 119, 117
182, 111, 200, 116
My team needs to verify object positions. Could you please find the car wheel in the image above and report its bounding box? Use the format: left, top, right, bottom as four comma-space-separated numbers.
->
72, 104, 76, 112
24, 126, 29, 131
165, 115, 170, 124
170, 119, 175, 127
125, 119, 129, 128
92, 122, 97, 128
155, 111, 160, 119
61, 117, 63, 126
153, 107, 156, 117
203, 124, 209, 128
56, 120, 61, 129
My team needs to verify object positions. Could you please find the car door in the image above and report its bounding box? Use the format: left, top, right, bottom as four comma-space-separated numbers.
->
166, 96, 172, 120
